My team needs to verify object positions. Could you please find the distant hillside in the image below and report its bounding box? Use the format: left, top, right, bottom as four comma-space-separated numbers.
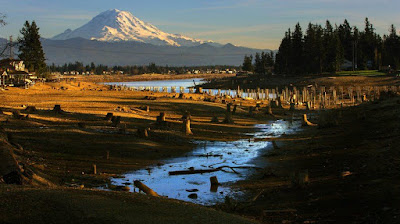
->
42, 38, 269, 66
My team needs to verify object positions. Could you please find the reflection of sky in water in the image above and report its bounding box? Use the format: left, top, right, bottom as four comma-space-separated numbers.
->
105, 79, 277, 99
111, 120, 302, 205
105, 78, 205, 90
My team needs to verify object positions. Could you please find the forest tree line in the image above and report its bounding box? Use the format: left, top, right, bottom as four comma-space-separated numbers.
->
243, 18, 400, 75
48, 62, 240, 75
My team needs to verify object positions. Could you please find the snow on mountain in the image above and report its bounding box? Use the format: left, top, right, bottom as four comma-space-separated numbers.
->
52, 9, 215, 47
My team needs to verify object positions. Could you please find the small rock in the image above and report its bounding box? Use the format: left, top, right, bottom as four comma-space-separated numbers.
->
188, 193, 198, 199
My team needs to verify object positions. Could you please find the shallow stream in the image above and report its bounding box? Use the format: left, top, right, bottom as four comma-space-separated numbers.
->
111, 119, 302, 205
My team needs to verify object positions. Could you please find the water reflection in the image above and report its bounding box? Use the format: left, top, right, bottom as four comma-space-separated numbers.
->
110, 120, 302, 205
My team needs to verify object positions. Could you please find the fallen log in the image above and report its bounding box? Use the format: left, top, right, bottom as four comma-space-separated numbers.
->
169, 165, 261, 176
169, 169, 219, 175
302, 114, 317, 127
133, 180, 159, 197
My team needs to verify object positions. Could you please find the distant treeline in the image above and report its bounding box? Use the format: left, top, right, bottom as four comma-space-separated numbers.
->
48, 62, 240, 75
243, 18, 400, 75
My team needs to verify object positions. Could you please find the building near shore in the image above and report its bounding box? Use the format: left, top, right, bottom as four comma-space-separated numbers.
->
0, 58, 36, 87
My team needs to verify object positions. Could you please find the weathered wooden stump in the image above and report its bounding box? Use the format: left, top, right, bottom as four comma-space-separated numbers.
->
105, 113, 114, 121
53, 105, 63, 114
156, 112, 166, 123
24, 106, 37, 113
137, 127, 150, 138
181, 111, 192, 121
232, 105, 237, 115
182, 119, 193, 135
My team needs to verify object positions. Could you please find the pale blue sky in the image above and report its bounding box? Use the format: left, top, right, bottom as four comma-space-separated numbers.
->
0, 0, 399, 49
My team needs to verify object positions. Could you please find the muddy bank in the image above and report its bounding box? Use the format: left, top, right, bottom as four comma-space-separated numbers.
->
0, 81, 274, 189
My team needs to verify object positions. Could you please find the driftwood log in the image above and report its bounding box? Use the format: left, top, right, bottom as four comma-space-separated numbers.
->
134, 180, 159, 197
302, 114, 317, 127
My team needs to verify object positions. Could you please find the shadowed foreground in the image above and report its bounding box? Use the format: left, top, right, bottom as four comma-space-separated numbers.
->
0, 185, 257, 224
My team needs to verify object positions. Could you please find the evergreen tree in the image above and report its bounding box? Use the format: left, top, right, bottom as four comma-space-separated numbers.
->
383, 25, 400, 69
18, 21, 46, 74
337, 19, 353, 61
254, 52, 262, 74
275, 29, 292, 75
291, 23, 304, 74
242, 55, 253, 72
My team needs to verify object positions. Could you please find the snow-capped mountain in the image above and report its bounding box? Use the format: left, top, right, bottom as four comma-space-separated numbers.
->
52, 9, 215, 47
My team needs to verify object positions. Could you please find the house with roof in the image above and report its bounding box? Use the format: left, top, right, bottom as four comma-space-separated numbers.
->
0, 58, 36, 87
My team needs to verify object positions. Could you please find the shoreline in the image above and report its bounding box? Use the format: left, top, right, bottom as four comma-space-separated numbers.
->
72, 73, 236, 83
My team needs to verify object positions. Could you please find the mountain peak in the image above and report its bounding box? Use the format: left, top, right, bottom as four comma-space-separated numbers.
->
52, 9, 213, 47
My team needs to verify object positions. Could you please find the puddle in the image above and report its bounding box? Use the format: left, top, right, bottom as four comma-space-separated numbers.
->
110, 119, 302, 205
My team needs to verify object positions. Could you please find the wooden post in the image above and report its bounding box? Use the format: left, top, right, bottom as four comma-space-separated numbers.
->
93, 164, 97, 175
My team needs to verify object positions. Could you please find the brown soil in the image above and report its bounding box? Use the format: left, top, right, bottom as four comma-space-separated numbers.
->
0, 81, 270, 188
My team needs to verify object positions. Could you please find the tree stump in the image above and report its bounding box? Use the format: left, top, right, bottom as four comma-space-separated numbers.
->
232, 105, 237, 115
226, 103, 232, 113
305, 101, 311, 110
181, 111, 192, 121
105, 113, 114, 121
24, 106, 36, 113
183, 119, 193, 135
53, 105, 63, 114
265, 105, 273, 116
137, 127, 150, 138
210, 176, 219, 192
156, 112, 166, 123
